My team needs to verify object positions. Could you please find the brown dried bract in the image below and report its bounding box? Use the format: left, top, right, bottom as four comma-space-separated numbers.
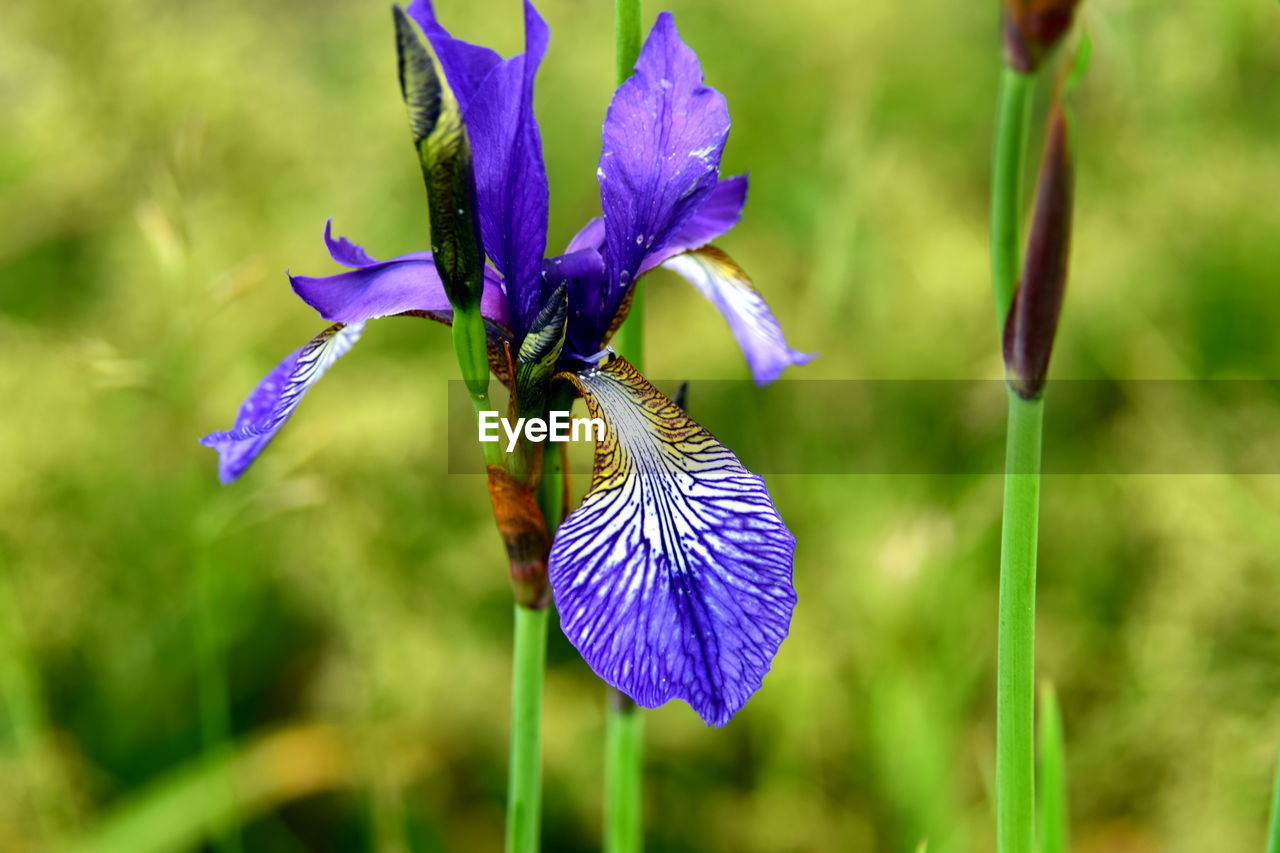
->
486, 465, 551, 609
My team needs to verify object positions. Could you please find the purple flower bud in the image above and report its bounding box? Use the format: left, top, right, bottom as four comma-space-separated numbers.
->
1003, 104, 1073, 399
1003, 0, 1082, 73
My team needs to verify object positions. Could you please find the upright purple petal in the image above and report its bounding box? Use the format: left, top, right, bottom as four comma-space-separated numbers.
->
405, 0, 502, 114
662, 246, 814, 385
201, 323, 364, 484
548, 357, 796, 726
638, 174, 747, 274
593, 12, 730, 344
464, 1, 551, 336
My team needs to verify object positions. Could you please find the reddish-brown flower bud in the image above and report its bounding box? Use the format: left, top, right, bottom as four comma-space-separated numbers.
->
1003, 0, 1082, 73
487, 466, 552, 609
1003, 104, 1073, 399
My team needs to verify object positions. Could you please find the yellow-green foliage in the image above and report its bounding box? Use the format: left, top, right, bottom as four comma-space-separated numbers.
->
2, 0, 1279, 850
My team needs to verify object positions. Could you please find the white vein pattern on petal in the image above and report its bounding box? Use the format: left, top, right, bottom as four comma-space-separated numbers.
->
548, 358, 795, 726
223, 322, 364, 442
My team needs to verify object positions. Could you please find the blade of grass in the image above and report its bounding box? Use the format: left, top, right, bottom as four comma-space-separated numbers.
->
71, 724, 349, 853
1038, 683, 1067, 853
1266, 749, 1280, 853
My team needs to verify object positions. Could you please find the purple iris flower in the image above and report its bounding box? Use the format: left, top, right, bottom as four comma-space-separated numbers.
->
202, 1, 811, 726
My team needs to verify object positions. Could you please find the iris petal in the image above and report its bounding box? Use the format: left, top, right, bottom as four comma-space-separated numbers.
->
407, 0, 550, 338
201, 323, 364, 484
662, 246, 814, 385
592, 12, 731, 346
638, 174, 748, 275
405, 0, 502, 115
548, 357, 797, 726
323, 218, 380, 268
464, 0, 550, 336
292, 224, 510, 328
290, 257, 509, 328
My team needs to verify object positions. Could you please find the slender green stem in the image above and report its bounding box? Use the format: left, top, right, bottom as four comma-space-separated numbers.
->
604, 693, 643, 853
996, 390, 1044, 853
605, 2, 647, 851
613, 0, 643, 85
506, 604, 549, 853
991, 68, 1035, 334
1037, 683, 1067, 853
1266, 749, 1280, 853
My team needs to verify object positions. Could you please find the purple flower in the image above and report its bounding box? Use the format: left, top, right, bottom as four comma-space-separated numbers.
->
202, 2, 811, 726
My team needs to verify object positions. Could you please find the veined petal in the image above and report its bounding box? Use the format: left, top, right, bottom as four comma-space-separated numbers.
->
292, 228, 510, 328
595, 12, 730, 343
639, 174, 747, 275
548, 357, 796, 726
465, 0, 550, 336
201, 323, 364, 484
662, 246, 814, 385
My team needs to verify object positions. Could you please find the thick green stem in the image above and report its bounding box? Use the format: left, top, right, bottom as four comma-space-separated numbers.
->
996, 390, 1044, 853
506, 604, 549, 853
605, 693, 643, 853
991, 68, 1035, 334
452, 308, 502, 467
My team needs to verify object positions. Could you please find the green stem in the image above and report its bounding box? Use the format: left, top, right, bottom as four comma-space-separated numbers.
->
453, 308, 502, 467
991, 68, 1035, 334
1267, 749, 1280, 853
996, 390, 1044, 853
613, 0, 643, 85
506, 604, 549, 853
1037, 683, 1067, 853
604, 693, 643, 853
606, 1, 647, 850
609, 0, 643, 366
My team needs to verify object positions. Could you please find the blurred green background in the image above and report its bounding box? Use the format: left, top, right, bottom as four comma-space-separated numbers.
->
3, 0, 1280, 849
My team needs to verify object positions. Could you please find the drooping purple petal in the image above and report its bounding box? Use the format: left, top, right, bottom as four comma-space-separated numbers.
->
463, 0, 550, 336
548, 357, 796, 726
592, 12, 730, 345
662, 246, 814, 385
638, 174, 747, 274
405, 0, 502, 115
201, 323, 364, 484
290, 255, 509, 327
